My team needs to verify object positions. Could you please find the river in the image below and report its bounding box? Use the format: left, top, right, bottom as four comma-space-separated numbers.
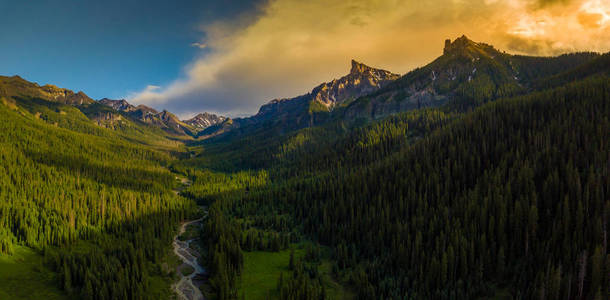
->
171, 176, 207, 300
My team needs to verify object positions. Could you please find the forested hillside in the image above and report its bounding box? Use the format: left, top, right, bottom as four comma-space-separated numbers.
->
0, 44, 608, 300
177, 69, 609, 298
0, 94, 197, 299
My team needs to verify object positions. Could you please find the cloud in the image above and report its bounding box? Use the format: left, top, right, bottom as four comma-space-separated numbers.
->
130, 0, 610, 118
128, 85, 159, 102
497, 0, 610, 54
191, 42, 207, 49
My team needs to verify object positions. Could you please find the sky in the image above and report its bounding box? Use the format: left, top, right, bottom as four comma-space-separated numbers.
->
2, 0, 609, 118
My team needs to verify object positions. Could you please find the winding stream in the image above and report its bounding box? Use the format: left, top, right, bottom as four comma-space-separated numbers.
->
171, 176, 207, 300
172, 216, 206, 300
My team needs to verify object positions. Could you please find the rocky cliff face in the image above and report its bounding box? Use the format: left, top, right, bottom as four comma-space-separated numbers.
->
230, 60, 400, 133
90, 111, 125, 129
157, 110, 186, 131
40, 85, 94, 105
310, 60, 400, 107
184, 112, 227, 130
99, 99, 157, 116
99, 98, 136, 112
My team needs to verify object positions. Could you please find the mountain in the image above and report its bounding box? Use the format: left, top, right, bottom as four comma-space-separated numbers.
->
310, 59, 400, 107
254, 59, 398, 122
156, 110, 195, 135
200, 36, 599, 141
0, 75, 94, 105
0, 75, 135, 132
98, 98, 229, 136
99, 98, 137, 112
3, 36, 599, 142
0, 75, 222, 138
98, 98, 187, 135
184, 112, 227, 130
341, 35, 600, 119
210, 59, 399, 137
99, 98, 158, 117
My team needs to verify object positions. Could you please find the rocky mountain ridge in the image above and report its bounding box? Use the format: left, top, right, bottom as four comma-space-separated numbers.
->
311, 59, 400, 107
2, 35, 602, 140
223, 59, 401, 134
341, 35, 600, 119
0, 75, 94, 105
99, 98, 137, 112
184, 112, 227, 130
98, 98, 228, 135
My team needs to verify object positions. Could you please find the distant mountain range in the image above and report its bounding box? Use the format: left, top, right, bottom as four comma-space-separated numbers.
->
98, 98, 225, 136
201, 35, 600, 138
0, 74, 227, 137
1, 35, 604, 139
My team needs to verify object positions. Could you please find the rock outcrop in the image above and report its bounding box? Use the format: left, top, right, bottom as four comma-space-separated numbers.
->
184, 112, 227, 130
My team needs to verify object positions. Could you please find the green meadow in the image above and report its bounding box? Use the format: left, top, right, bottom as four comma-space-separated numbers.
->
0, 246, 70, 300
239, 244, 353, 300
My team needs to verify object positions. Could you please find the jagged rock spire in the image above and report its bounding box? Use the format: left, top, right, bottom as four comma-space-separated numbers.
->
444, 35, 474, 55
350, 59, 373, 74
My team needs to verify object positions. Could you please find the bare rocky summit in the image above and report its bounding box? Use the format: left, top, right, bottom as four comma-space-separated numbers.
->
184, 112, 227, 130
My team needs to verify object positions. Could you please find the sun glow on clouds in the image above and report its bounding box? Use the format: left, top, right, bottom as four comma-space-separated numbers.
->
579, 0, 610, 27
130, 0, 610, 118
497, 0, 610, 54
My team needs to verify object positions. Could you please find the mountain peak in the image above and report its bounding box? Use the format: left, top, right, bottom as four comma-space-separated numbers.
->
443, 35, 498, 58
99, 98, 137, 112
307, 60, 400, 107
184, 112, 227, 130
350, 59, 374, 75
443, 35, 475, 54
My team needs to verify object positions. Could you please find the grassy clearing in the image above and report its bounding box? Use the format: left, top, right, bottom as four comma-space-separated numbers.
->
239, 243, 353, 300
0, 246, 70, 300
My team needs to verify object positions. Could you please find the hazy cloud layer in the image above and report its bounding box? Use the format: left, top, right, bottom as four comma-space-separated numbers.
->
130, 0, 610, 118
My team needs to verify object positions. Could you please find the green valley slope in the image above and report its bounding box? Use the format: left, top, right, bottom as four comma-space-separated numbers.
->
0, 85, 197, 299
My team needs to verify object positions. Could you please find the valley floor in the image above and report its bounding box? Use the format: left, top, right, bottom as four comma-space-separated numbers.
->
172, 211, 207, 300
239, 243, 354, 299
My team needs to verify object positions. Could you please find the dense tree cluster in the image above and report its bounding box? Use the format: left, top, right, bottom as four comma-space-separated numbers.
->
277, 247, 327, 300
185, 74, 608, 299
205, 206, 244, 300
0, 101, 196, 299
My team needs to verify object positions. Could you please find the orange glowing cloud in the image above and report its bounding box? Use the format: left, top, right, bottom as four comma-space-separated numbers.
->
579, 12, 604, 28
131, 0, 610, 117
